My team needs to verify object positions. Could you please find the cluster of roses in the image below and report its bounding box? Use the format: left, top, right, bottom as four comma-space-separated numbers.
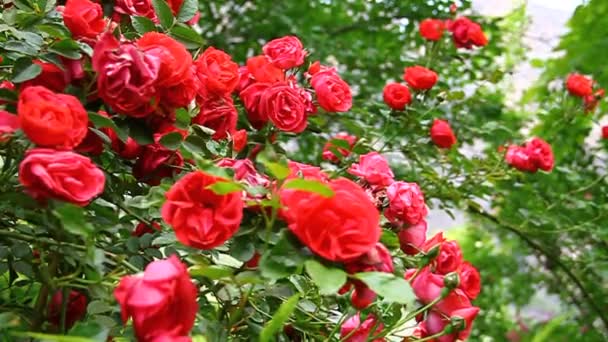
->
419, 15, 488, 49
566, 73, 604, 113
504, 137, 554, 173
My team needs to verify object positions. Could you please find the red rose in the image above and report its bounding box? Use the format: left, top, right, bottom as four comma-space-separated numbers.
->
63, 0, 105, 39
340, 314, 384, 342
21, 60, 68, 93
240, 82, 271, 129
287, 160, 329, 181
458, 262, 481, 300
447, 17, 488, 49
421, 307, 479, 342
133, 144, 184, 185
383, 83, 412, 110
262, 35, 306, 69
311, 71, 352, 112
409, 267, 473, 315
583, 88, 604, 112
322, 132, 357, 162
18, 86, 88, 149
107, 130, 142, 159
350, 283, 376, 309
246, 55, 285, 84
161, 171, 244, 249
419, 19, 445, 41
404, 66, 438, 90
115, 256, 198, 341
19, 148, 105, 206
280, 177, 380, 261
505, 145, 536, 172
259, 83, 308, 133
525, 137, 554, 172
245, 252, 261, 268
132, 221, 162, 237
138, 32, 192, 88
160, 69, 199, 109
93, 33, 160, 117
348, 152, 394, 189
0, 110, 19, 141
566, 73, 593, 97
114, 0, 156, 21
602, 126, 608, 139
195, 47, 240, 95
430, 119, 457, 148
236, 66, 254, 93
434, 240, 463, 275
48, 290, 87, 329
232, 129, 247, 152
385, 181, 428, 226
193, 94, 238, 140
398, 220, 428, 255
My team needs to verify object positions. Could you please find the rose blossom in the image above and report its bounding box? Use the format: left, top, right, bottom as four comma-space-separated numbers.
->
114, 256, 198, 341
259, 82, 308, 133
114, 0, 156, 21
137, 32, 193, 88
246, 55, 285, 84
132, 221, 162, 237
193, 94, 238, 140
240, 82, 271, 129
340, 314, 384, 342
421, 307, 480, 342
280, 177, 380, 261
404, 66, 438, 90
398, 220, 428, 255
161, 171, 244, 249
195, 47, 240, 95
19, 148, 105, 206
311, 70, 352, 112
348, 152, 394, 189
63, 0, 105, 40
430, 119, 457, 149
133, 144, 184, 185
232, 129, 247, 152
262, 35, 306, 69
419, 19, 445, 41
525, 137, 554, 172
505, 145, 536, 172
447, 17, 488, 49
383, 83, 412, 110
21, 60, 69, 93
458, 262, 481, 300
18, 86, 88, 149
47, 290, 87, 329
434, 240, 464, 275
385, 181, 428, 226
566, 73, 593, 97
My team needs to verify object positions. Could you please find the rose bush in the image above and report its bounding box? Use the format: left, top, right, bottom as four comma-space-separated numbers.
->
0, 1, 605, 341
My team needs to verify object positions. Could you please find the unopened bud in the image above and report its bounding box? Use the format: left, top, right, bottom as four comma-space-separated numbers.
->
443, 272, 460, 289
449, 315, 466, 332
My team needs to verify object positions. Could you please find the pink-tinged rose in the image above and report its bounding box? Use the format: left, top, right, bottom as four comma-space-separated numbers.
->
217, 158, 270, 203
419, 19, 446, 41
348, 152, 394, 189
525, 137, 554, 172
410, 267, 473, 315
259, 83, 308, 133
114, 256, 198, 341
133, 144, 184, 186
430, 119, 457, 149
434, 240, 464, 275
422, 307, 480, 342
19, 148, 105, 206
566, 73, 593, 97
193, 94, 238, 140
240, 82, 271, 129
447, 17, 488, 49
114, 0, 156, 21
262, 35, 306, 69
195, 47, 240, 95
63, 0, 105, 39
403, 66, 438, 90
385, 181, 428, 226
161, 171, 244, 249
92, 32, 160, 117
0, 110, 19, 141
383, 83, 412, 110
398, 220, 428, 255
458, 262, 481, 300
311, 71, 352, 112
340, 313, 385, 342
246, 55, 285, 84
322, 132, 357, 162
280, 177, 380, 262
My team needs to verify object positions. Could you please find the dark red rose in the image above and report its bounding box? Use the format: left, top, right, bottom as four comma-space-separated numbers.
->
430, 119, 457, 148
107, 129, 143, 159
132, 221, 162, 237
240, 82, 271, 129
383, 83, 412, 110
404, 66, 438, 90
48, 290, 87, 329
602, 126, 608, 139
21, 60, 68, 93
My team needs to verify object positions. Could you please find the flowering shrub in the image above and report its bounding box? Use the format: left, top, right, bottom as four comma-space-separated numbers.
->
0, 0, 604, 341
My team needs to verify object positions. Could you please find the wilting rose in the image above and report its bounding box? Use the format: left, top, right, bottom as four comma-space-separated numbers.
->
63, 0, 105, 39
447, 17, 488, 49
458, 262, 481, 300
19, 148, 105, 206
262, 35, 306, 69
383, 83, 412, 110
195, 47, 240, 95
348, 152, 394, 189
430, 119, 457, 148
133, 144, 184, 185
18, 86, 88, 149
398, 220, 428, 255
404, 66, 438, 90
240, 82, 271, 129
48, 290, 87, 329
566, 73, 593, 97
193, 94, 238, 140
0, 110, 19, 141
21, 60, 68, 93
311, 70, 352, 112
340, 314, 384, 342
93, 32, 160, 117
161, 171, 244, 249
114, 256, 198, 341
280, 177, 380, 261
259, 83, 308, 132
419, 19, 445, 41
385, 181, 428, 226
246, 55, 285, 84
322, 132, 357, 162
137, 32, 192, 88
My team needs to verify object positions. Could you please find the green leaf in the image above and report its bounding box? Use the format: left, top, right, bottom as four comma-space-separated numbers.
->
159, 131, 184, 150
175, 108, 191, 129
48, 39, 82, 59
259, 294, 300, 342
13, 332, 95, 342
259, 232, 305, 280
3, 41, 39, 55
354, 272, 415, 305
53, 204, 94, 238
283, 178, 335, 197
265, 162, 290, 180
447, 90, 465, 101
68, 321, 109, 340
380, 230, 400, 249
189, 265, 234, 279
88, 112, 129, 142
127, 119, 154, 145
531, 315, 567, 342
87, 300, 112, 315
11, 58, 42, 83
132, 16, 157, 34
177, 0, 198, 22
152, 0, 174, 29
206, 181, 243, 195
304, 260, 347, 295
170, 25, 204, 49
